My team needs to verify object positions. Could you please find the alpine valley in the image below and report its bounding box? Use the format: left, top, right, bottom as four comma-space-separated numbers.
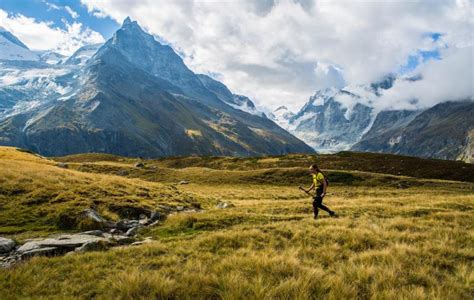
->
0, 19, 313, 157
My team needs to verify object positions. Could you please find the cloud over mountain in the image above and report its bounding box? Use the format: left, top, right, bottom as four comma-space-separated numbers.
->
81, 0, 472, 110
0, 8, 104, 55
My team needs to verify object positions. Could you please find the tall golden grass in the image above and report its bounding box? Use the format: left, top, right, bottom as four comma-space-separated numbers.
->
0, 147, 472, 299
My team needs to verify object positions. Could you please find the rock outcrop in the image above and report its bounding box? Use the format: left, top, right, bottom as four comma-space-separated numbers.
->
0, 206, 201, 268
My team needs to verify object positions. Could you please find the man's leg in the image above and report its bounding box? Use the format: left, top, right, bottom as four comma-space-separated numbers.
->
318, 201, 335, 216
318, 203, 332, 213
312, 197, 320, 218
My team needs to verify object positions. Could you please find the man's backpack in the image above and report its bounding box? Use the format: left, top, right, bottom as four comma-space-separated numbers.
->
319, 171, 329, 186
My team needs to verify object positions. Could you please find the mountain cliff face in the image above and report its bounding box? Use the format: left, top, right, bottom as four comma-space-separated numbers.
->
458, 129, 474, 163
276, 86, 377, 152
270, 73, 473, 161
0, 19, 313, 157
352, 101, 474, 160
197, 74, 265, 117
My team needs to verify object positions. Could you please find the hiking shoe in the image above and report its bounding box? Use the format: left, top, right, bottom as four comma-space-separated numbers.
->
329, 211, 337, 218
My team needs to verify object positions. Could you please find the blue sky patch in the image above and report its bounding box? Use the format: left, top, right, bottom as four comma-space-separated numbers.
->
0, 0, 119, 39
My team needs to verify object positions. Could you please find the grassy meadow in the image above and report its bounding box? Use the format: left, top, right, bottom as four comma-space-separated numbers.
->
0, 147, 473, 299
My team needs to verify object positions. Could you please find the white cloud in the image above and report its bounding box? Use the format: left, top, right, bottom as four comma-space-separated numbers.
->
0, 9, 103, 55
80, 0, 472, 111
45, 1, 80, 19
64, 6, 80, 19
378, 45, 474, 111
44, 1, 61, 11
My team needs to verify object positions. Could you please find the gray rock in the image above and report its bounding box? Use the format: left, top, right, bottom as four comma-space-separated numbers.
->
17, 234, 107, 252
176, 206, 184, 211
0, 237, 16, 254
216, 202, 234, 209
56, 162, 69, 169
125, 226, 139, 236
75, 240, 108, 253
149, 211, 162, 221
134, 162, 145, 168
113, 235, 136, 245
109, 228, 121, 235
81, 230, 104, 237
130, 237, 153, 247
16, 241, 41, 253
178, 180, 189, 185
148, 220, 161, 227
82, 209, 106, 223
139, 218, 149, 226
116, 219, 139, 230
20, 247, 58, 258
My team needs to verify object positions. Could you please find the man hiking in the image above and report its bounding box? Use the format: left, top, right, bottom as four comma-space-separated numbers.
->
300, 164, 336, 219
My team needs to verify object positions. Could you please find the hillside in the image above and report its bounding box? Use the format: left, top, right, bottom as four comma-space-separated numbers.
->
56, 150, 474, 183
0, 146, 473, 298
0, 147, 202, 239
352, 100, 474, 160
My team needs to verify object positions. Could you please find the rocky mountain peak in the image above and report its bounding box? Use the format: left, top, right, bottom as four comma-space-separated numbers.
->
275, 106, 289, 112
122, 16, 133, 25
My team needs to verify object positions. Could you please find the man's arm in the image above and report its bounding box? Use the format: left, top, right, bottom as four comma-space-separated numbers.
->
321, 180, 327, 197
306, 183, 315, 193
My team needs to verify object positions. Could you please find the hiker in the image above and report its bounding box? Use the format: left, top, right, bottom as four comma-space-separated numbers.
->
300, 164, 336, 219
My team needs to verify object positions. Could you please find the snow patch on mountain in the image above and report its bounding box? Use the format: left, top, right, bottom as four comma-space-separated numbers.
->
269, 106, 295, 130
0, 34, 39, 61
64, 43, 102, 65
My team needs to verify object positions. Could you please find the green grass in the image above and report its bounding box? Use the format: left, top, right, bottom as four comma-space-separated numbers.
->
0, 147, 202, 241
0, 146, 473, 299
55, 150, 474, 183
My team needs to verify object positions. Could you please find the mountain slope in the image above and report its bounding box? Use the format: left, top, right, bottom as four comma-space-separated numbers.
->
0, 27, 38, 61
197, 74, 265, 116
352, 100, 474, 160
284, 87, 375, 152
280, 76, 398, 153
0, 19, 313, 157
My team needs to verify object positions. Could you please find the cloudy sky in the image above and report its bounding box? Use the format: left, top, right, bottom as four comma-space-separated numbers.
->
0, 0, 472, 111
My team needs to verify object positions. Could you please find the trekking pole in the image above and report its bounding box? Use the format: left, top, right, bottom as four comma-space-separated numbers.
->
298, 186, 312, 196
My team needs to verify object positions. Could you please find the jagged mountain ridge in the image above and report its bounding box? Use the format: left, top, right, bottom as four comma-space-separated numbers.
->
0, 19, 313, 157
270, 74, 473, 161
352, 101, 474, 161
274, 81, 388, 152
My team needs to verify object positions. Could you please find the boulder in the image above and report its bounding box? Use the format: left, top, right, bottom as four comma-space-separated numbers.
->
149, 211, 162, 222
179, 180, 189, 185
112, 235, 136, 245
176, 206, 184, 211
17, 234, 108, 253
75, 240, 109, 253
134, 162, 145, 168
81, 230, 104, 237
139, 218, 149, 226
216, 202, 234, 209
116, 219, 139, 230
138, 214, 149, 225
20, 247, 58, 258
125, 226, 139, 237
56, 162, 69, 169
109, 228, 121, 235
0, 237, 16, 254
82, 209, 106, 223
